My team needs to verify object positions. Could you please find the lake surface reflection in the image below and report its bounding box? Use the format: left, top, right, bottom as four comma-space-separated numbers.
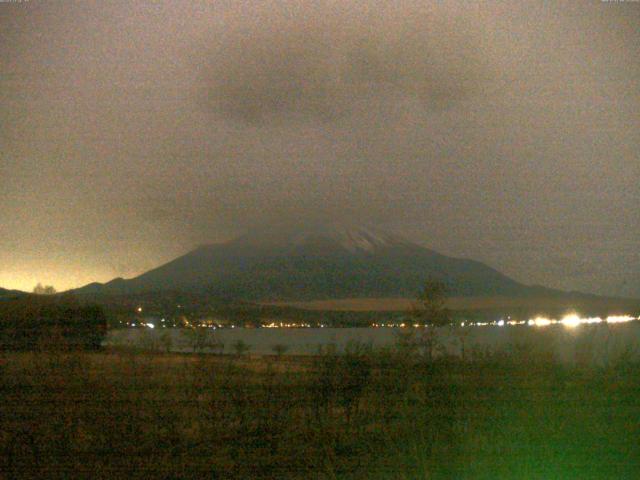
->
106, 322, 640, 365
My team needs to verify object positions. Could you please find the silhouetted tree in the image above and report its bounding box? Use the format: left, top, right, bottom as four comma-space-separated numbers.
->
182, 327, 218, 354
415, 279, 451, 326
271, 343, 288, 357
232, 339, 251, 356
33, 283, 57, 295
412, 279, 452, 360
160, 330, 173, 353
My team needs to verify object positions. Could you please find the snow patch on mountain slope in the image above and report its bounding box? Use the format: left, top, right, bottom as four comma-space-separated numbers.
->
232, 224, 411, 253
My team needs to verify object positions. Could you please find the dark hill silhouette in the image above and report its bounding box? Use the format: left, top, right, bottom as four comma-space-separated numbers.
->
0, 287, 26, 299
70, 225, 562, 301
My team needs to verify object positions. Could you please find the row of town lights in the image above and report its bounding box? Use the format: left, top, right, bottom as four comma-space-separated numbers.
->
130, 308, 638, 329
371, 314, 638, 329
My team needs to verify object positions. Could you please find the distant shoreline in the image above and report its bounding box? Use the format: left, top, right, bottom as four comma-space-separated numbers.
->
265, 295, 640, 312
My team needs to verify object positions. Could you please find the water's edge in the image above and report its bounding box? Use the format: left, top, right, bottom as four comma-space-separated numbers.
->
105, 324, 640, 365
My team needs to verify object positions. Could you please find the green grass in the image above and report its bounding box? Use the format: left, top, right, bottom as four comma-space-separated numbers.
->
1, 347, 639, 479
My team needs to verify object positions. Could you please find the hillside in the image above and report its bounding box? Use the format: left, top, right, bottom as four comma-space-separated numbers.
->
0, 287, 25, 299
71, 225, 565, 301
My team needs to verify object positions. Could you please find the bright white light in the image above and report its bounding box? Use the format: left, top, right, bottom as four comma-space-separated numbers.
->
560, 314, 581, 328
146, 323, 155, 329
606, 315, 634, 324
582, 317, 603, 324
497, 320, 505, 327
136, 307, 142, 313
533, 317, 552, 327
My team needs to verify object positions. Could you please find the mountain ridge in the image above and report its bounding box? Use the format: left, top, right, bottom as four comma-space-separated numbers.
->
69, 225, 566, 301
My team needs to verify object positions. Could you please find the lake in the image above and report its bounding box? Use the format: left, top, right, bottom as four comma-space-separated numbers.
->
106, 321, 640, 365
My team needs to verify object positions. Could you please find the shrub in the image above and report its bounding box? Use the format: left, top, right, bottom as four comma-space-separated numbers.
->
232, 339, 251, 356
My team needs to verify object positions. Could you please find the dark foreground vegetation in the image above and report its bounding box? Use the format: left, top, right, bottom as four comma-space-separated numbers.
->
0, 296, 106, 351
1, 341, 640, 479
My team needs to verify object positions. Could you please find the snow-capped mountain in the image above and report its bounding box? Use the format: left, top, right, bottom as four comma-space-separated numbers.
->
71, 224, 551, 300
232, 224, 410, 253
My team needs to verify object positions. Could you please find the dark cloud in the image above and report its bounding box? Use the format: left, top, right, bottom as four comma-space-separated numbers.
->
0, 1, 638, 296
202, 2, 488, 123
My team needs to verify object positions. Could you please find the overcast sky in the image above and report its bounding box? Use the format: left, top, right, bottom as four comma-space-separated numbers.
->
1, 1, 638, 296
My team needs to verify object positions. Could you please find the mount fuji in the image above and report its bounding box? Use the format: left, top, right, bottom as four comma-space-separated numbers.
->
71, 224, 555, 301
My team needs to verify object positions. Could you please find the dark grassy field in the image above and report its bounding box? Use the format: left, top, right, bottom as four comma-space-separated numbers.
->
1, 345, 639, 479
